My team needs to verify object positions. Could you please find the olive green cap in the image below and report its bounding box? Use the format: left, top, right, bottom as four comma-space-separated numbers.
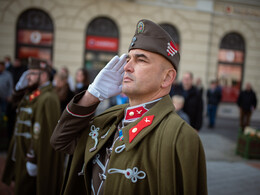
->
28, 57, 52, 74
128, 19, 180, 70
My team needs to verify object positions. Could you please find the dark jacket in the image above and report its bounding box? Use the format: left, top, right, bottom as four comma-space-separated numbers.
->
207, 88, 222, 106
172, 84, 203, 130
51, 94, 207, 195
237, 89, 257, 111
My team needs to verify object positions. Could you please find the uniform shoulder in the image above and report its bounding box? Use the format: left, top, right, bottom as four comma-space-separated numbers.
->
39, 88, 59, 103
162, 111, 197, 140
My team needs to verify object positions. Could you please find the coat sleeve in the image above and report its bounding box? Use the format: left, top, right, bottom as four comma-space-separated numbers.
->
50, 91, 98, 154
175, 127, 208, 195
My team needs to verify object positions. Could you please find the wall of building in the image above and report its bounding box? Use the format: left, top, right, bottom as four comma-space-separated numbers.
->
0, 0, 259, 116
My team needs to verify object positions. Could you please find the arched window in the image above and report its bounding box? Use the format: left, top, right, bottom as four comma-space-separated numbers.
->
217, 32, 245, 102
85, 17, 119, 82
160, 23, 180, 51
16, 9, 54, 65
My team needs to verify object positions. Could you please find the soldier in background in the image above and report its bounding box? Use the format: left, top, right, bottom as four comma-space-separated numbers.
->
2, 58, 64, 195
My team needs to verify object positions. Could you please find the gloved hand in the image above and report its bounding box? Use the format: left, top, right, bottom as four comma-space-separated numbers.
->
88, 54, 127, 101
26, 161, 37, 176
15, 70, 29, 91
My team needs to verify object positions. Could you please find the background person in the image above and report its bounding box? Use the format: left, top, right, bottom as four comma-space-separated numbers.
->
75, 68, 89, 94
4, 55, 12, 71
0, 61, 13, 116
60, 66, 75, 92
5, 58, 28, 147
195, 77, 203, 97
2, 58, 64, 195
172, 95, 190, 124
172, 71, 203, 131
54, 71, 75, 112
206, 80, 222, 129
237, 82, 257, 130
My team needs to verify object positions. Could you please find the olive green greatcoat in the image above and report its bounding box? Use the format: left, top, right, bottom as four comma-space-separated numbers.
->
2, 84, 64, 195
51, 94, 207, 195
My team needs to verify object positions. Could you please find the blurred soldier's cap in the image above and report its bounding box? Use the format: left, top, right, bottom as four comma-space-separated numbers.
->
28, 57, 52, 74
128, 19, 180, 71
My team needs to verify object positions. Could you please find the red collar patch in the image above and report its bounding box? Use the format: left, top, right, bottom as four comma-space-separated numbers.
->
125, 106, 148, 120
129, 115, 154, 143
29, 89, 41, 101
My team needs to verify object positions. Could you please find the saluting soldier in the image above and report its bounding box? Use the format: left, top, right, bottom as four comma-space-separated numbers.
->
2, 58, 64, 195
51, 19, 207, 195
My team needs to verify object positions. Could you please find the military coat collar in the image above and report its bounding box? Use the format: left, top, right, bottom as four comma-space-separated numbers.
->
122, 95, 175, 151
85, 95, 175, 155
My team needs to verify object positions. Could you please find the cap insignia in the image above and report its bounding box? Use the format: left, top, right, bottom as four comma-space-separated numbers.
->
137, 21, 144, 33
40, 62, 46, 69
131, 36, 137, 47
29, 89, 41, 101
167, 41, 178, 56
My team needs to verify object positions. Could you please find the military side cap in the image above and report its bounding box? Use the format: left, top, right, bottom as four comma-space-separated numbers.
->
128, 19, 180, 70
28, 57, 52, 74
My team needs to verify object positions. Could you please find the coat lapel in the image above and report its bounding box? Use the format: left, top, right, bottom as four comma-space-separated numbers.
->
84, 106, 125, 166
83, 95, 175, 168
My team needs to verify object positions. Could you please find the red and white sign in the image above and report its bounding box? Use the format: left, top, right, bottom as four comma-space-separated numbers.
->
86, 35, 118, 52
218, 49, 244, 64
18, 30, 53, 46
18, 47, 51, 60
217, 64, 242, 102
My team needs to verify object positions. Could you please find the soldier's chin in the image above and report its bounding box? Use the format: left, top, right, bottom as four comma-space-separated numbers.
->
27, 83, 39, 92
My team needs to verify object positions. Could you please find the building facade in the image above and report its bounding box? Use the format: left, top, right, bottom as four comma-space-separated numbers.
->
0, 0, 259, 118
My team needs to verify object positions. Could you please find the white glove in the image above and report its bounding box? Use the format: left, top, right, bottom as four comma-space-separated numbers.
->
15, 70, 29, 91
26, 161, 37, 177
88, 54, 127, 101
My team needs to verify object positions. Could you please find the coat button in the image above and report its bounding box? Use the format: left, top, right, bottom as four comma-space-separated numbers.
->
129, 111, 134, 116
132, 128, 138, 133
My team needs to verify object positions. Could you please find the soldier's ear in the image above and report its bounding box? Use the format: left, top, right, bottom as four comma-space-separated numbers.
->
161, 68, 176, 88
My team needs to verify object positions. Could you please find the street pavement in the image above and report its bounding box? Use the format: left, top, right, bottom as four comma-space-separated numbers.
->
0, 116, 260, 194
199, 116, 260, 195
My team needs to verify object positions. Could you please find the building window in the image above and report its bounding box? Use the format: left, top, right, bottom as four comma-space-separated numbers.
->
217, 32, 245, 102
16, 9, 54, 65
160, 23, 180, 51
85, 17, 119, 82
160, 23, 180, 79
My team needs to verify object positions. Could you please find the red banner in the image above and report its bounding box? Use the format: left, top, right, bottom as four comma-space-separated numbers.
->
86, 36, 118, 52
217, 64, 242, 102
18, 30, 53, 46
218, 49, 244, 64
18, 47, 51, 61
